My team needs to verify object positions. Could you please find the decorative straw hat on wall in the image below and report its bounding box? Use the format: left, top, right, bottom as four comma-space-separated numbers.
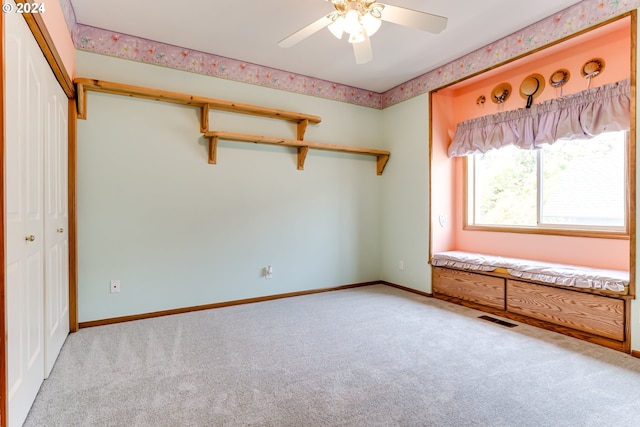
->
491, 82, 511, 104
519, 73, 545, 108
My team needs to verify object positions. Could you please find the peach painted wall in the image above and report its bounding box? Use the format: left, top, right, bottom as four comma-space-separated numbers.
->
450, 19, 630, 124
431, 17, 631, 271
430, 92, 456, 255
42, 0, 75, 79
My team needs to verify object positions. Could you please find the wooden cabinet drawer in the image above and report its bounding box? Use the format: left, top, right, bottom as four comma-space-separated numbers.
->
506, 280, 625, 341
433, 267, 505, 309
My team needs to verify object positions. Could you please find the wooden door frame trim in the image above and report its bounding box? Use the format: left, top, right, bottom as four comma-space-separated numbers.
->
68, 99, 78, 332
1, 8, 6, 427
629, 10, 637, 303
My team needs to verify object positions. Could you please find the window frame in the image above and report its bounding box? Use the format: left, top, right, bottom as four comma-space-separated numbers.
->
464, 132, 630, 240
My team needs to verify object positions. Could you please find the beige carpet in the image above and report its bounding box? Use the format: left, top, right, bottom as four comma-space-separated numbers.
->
25, 284, 640, 426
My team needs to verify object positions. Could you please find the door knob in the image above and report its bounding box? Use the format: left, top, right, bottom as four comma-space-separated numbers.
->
25, 235, 36, 242
57, 228, 64, 233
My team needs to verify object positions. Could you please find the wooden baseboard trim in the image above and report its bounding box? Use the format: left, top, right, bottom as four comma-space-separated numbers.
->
433, 293, 627, 353
632, 350, 640, 359
79, 281, 380, 328
381, 281, 433, 298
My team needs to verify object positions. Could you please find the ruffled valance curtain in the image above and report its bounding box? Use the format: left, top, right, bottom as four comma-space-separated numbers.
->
448, 78, 630, 158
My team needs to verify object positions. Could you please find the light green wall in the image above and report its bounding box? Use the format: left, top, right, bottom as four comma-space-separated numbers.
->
76, 51, 384, 322
379, 94, 431, 292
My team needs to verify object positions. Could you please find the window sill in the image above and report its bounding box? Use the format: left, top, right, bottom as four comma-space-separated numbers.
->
463, 224, 629, 240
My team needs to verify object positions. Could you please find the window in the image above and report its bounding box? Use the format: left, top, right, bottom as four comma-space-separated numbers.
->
467, 131, 627, 235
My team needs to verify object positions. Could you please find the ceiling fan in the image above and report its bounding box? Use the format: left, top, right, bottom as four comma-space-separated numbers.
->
278, 0, 448, 64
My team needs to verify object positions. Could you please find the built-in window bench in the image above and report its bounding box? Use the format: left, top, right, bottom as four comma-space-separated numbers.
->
431, 251, 632, 352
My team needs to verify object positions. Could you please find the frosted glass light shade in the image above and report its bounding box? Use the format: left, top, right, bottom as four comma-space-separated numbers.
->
344, 10, 360, 34
361, 13, 381, 36
328, 17, 345, 39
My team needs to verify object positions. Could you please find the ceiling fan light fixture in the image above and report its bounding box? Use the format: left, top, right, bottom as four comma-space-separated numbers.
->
279, 0, 447, 64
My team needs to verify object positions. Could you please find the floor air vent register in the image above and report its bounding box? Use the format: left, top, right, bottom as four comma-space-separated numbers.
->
478, 315, 518, 328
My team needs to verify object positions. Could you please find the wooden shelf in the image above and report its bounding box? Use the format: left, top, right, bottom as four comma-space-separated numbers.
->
205, 131, 390, 175
75, 78, 321, 139
74, 78, 390, 175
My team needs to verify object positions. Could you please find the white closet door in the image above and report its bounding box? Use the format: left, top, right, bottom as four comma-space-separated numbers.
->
43, 75, 69, 377
5, 4, 69, 425
5, 8, 45, 427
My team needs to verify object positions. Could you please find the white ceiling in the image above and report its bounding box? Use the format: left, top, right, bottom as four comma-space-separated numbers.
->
69, 0, 584, 93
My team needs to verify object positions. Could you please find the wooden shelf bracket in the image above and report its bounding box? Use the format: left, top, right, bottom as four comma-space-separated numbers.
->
208, 134, 219, 165
76, 80, 87, 119
297, 146, 310, 170
297, 119, 309, 140
200, 104, 210, 133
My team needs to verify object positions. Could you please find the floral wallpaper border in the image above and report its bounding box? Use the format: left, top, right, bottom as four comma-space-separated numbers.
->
72, 24, 384, 109
63, 0, 639, 109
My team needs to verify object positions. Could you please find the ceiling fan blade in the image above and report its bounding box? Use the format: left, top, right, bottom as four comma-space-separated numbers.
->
278, 15, 333, 48
353, 33, 373, 65
379, 3, 447, 34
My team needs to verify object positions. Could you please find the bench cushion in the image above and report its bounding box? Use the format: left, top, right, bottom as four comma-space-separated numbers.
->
431, 251, 629, 293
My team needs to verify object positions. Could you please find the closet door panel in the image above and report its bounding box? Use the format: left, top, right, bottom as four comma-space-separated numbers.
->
43, 78, 69, 377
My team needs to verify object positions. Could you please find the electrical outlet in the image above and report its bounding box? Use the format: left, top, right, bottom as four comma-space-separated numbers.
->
110, 279, 121, 293
265, 266, 273, 280
399, 261, 404, 271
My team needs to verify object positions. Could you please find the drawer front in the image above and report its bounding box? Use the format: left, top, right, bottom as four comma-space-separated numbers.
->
433, 267, 505, 309
506, 280, 625, 341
